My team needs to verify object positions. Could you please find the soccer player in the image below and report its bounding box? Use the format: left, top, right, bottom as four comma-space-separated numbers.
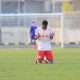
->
29, 22, 37, 45
34, 20, 54, 64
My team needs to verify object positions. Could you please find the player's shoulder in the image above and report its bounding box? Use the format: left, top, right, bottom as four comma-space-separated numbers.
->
35, 26, 40, 32
36, 26, 41, 30
47, 27, 54, 32
47, 27, 52, 31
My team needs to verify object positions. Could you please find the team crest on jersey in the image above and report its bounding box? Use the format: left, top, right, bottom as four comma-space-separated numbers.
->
41, 34, 48, 37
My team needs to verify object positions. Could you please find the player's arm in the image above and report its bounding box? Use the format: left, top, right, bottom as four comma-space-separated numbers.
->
34, 28, 40, 40
50, 28, 54, 40
50, 32, 54, 40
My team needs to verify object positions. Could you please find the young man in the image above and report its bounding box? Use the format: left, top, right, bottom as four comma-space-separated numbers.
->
29, 22, 37, 49
34, 20, 54, 64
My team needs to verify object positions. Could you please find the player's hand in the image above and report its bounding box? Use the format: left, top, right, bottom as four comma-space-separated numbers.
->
34, 33, 40, 40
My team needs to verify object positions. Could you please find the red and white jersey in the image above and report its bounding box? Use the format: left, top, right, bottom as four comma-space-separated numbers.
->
35, 27, 53, 50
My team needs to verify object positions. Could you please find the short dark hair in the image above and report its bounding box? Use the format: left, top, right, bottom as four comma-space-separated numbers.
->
42, 20, 48, 26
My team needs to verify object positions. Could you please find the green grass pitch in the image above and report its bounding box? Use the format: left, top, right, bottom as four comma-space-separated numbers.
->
0, 48, 80, 80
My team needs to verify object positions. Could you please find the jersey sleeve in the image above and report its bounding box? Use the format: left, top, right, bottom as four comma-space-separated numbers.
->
35, 28, 39, 35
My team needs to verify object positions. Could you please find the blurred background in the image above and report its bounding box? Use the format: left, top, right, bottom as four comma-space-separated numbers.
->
0, 0, 80, 48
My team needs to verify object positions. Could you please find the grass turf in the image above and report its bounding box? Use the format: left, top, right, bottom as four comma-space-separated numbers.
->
0, 48, 80, 80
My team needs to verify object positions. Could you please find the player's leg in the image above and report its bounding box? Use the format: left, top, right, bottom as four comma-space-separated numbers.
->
45, 51, 53, 64
31, 34, 36, 49
36, 51, 45, 64
30, 33, 34, 44
31, 39, 36, 50
43, 56, 50, 64
30, 33, 36, 49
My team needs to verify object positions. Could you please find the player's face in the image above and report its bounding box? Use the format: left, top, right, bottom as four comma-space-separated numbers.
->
42, 25, 47, 30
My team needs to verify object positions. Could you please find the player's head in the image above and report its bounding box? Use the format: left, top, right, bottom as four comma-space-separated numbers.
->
42, 20, 48, 30
31, 22, 35, 26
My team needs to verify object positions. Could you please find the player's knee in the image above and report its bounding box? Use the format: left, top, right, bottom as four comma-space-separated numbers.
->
36, 56, 42, 64
38, 56, 42, 63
